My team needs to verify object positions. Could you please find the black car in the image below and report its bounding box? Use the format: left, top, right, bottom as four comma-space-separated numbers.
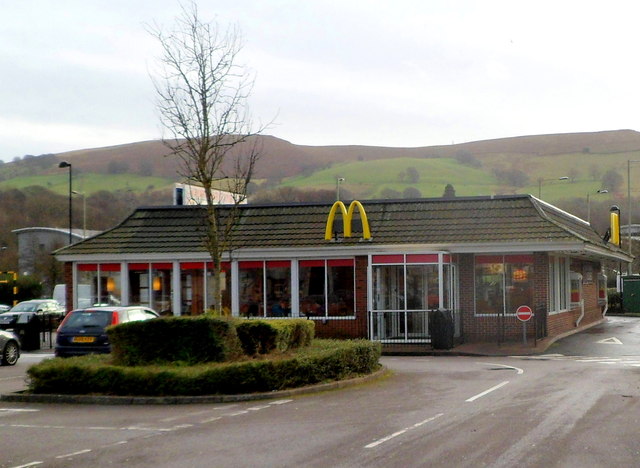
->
55, 306, 159, 357
0, 329, 20, 365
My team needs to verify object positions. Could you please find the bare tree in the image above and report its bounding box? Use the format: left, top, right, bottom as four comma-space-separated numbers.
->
149, 3, 263, 312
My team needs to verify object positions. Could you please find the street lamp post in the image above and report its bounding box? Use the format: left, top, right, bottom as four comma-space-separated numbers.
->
336, 177, 345, 201
537, 176, 569, 199
72, 191, 86, 239
587, 189, 608, 224
58, 161, 72, 244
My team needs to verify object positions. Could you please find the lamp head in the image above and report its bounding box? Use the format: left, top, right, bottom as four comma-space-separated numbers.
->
58, 161, 71, 168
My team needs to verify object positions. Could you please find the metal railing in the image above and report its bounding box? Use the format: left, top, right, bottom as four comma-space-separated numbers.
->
369, 310, 437, 343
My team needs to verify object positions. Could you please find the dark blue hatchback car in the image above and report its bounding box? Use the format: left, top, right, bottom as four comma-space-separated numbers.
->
55, 306, 158, 357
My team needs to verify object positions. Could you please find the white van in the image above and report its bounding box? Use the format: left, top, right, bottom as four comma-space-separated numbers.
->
53, 284, 92, 309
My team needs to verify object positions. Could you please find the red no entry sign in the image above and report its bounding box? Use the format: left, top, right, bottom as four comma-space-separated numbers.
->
516, 305, 533, 322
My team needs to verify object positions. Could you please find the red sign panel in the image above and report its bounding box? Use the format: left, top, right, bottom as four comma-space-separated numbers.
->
516, 305, 533, 322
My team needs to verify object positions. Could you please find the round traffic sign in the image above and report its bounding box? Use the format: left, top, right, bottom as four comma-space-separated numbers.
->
516, 305, 533, 322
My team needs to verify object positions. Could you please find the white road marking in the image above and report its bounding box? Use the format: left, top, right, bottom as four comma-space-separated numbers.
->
228, 410, 249, 416
597, 337, 623, 344
55, 449, 91, 459
0, 408, 39, 412
0, 376, 22, 382
365, 413, 444, 448
10, 462, 43, 468
201, 416, 222, 423
269, 399, 293, 405
466, 381, 510, 402
160, 409, 221, 422
480, 362, 524, 375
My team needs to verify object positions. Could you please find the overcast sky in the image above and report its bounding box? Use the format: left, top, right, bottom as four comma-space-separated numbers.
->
2, 0, 639, 161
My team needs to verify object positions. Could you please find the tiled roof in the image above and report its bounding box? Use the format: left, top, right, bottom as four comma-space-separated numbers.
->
55, 195, 630, 259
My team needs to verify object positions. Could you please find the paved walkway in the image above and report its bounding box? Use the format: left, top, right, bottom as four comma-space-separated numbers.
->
383, 318, 606, 357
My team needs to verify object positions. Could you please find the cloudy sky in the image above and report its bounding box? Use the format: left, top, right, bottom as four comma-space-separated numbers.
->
2, 0, 639, 161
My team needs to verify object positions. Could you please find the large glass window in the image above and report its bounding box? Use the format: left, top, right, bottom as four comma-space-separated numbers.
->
181, 262, 204, 316
549, 256, 570, 313
77, 264, 98, 307
505, 256, 533, 313
239, 261, 291, 318
374, 265, 405, 311
239, 261, 264, 317
266, 261, 291, 317
77, 263, 121, 307
151, 263, 172, 316
475, 255, 534, 315
373, 254, 451, 312
299, 259, 355, 317
129, 263, 151, 308
99, 264, 121, 306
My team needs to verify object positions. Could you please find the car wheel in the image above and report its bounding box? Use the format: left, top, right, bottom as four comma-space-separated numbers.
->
1, 341, 19, 366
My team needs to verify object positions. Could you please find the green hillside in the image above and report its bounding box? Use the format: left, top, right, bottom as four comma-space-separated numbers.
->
0, 173, 174, 196
282, 158, 499, 198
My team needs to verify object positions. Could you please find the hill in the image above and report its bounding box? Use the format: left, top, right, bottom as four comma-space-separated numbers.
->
2, 128, 638, 179
2, 129, 640, 202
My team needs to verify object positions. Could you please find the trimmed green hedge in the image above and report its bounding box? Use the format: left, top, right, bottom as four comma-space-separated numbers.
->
27, 340, 381, 396
234, 319, 315, 355
108, 316, 243, 366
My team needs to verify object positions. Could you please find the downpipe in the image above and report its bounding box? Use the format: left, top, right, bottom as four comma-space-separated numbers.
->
575, 299, 585, 327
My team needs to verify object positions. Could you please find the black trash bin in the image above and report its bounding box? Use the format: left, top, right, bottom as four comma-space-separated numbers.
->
430, 310, 454, 350
15, 312, 41, 351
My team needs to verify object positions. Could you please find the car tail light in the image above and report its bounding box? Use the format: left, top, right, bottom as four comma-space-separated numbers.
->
57, 313, 72, 332
111, 312, 119, 326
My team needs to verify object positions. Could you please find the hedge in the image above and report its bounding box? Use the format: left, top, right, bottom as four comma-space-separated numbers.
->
234, 319, 315, 355
27, 340, 381, 396
108, 316, 243, 366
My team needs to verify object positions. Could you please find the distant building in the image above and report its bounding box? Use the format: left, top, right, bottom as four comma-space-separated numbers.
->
173, 183, 247, 206
620, 224, 640, 240
13, 227, 100, 294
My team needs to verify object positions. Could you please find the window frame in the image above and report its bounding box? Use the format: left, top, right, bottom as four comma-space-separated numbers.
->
298, 258, 356, 319
548, 255, 571, 315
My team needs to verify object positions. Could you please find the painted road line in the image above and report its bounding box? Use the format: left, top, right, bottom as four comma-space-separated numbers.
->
160, 409, 221, 422
0, 408, 39, 412
480, 363, 524, 375
365, 414, 444, 448
10, 462, 43, 468
55, 449, 92, 459
201, 416, 222, 423
0, 376, 22, 382
365, 413, 444, 449
597, 337, 623, 344
466, 381, 510, 402
270, 399, 293, 405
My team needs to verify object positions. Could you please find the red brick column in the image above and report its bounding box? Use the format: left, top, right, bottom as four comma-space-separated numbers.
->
64, 262, 73, 313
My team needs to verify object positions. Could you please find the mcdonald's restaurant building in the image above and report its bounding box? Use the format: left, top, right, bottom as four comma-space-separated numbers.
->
55, 195, 632, 346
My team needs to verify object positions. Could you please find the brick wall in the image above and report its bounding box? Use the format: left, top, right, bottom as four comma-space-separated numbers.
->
64, 262, 72, 313
458, 253, 603, 343
314, 255, 368, 339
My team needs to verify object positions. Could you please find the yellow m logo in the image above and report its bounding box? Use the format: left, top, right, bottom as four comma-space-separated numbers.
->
324, 200, 371, 240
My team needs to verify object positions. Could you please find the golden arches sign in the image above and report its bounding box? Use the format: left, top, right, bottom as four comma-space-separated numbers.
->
324, 200, 371, 240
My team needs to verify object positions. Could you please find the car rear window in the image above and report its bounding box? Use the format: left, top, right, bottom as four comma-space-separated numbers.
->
61, 311, 113, 329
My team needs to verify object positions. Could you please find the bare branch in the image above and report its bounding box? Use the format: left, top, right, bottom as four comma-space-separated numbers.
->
148, 2, 266, 312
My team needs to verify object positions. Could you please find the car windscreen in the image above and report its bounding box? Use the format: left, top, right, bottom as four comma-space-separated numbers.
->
10, 303, 38, 312
60, 311, 113, 330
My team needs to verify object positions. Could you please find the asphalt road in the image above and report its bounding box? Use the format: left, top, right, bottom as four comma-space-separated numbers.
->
1, 316, 639, 467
